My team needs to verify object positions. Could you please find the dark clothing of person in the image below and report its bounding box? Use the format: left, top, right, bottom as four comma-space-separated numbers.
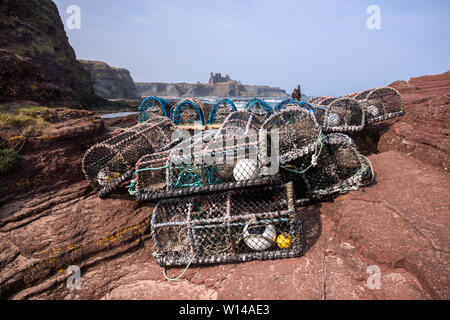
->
292, 85, 302, 100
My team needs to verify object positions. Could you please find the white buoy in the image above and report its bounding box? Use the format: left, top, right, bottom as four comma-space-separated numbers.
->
367, 105, 380, 117
233, 159, 258, 181
97, 168, 120, 187
327, 113, 342, 127
243, 223, 276, 251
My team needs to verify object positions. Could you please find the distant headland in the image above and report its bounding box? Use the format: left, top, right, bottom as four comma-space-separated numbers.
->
135, 72, 288, 98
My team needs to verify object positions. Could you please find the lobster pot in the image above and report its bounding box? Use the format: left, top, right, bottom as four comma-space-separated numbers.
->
218, 111, 262, 135
275, 100, 315, 113
245, 99, 274, 121
350, 89, 372, 101
307, 97, 323, 104
260, 108, 322, 164
134, 150, 171, 194
82, 117, 172, 197
165, 129, 268, 196
134, 130, 216, 199
285, 134, 372, 199
207, 99, 237, 129
138, 97, 172, 123
364, 87, 404, 124
317, 97, 338, 106
322, 98, 366, 132
171, 97, 207, 130
310, 105, 327, 125
151, 182, 304, 267
275, 99, 296, 111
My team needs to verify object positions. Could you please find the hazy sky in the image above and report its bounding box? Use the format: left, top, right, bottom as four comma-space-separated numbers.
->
54, 0, 449, 96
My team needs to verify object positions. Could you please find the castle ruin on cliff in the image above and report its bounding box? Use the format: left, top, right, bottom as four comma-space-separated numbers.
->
209, 72, 235, 85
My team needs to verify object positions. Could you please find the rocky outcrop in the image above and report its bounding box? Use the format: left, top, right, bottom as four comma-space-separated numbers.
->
79, 60, 140, 100
0, 151, 448, 300
0, 0, 102, 107
0, 49, 67, 106
136, 81, 288, 98
0, 107, 106, 205
377, 71, 450, 172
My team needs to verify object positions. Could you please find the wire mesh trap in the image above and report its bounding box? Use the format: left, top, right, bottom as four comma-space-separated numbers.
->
346, 89, 372, 101
281, 133, 373, 199
171, 97, 207, 130
316, 97, 338, 106
321, 98, 366, 132
363, 87, 405, 124
207, 99, 237, 129
82, 116, 173, 198
307, 97, 323, 104
218, 111, 263, 134
260, 107, 323, 165
135, 111, 280, 201
133, 130, 217, 198
138, 96, 172, 123
275, 100, 315, 113
151, 182, 304, 267
245, 99, 274, 121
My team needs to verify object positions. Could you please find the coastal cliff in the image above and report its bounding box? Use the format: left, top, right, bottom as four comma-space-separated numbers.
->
0, 0, 102, 108
79, 60, 140, 100
136, 74, 288, 98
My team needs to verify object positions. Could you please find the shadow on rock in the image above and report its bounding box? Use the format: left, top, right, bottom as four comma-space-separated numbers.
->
300, 203, 323, 253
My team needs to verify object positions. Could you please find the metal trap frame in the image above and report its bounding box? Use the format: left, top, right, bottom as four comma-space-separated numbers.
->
82, 116, 173, 198
151, 182, 304, 267
321, 98, 366, 132
245, 99, 274, 121
133, 130, 221, 200
207, 99, 237, 129
261, 107, 323, 164
171, 97, 207, 130
282, 133, 373, 199
138, 96, 172, 123
364, 87, 405, 124
136, 127, 277, 201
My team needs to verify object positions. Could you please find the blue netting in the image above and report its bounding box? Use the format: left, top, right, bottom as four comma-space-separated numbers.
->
171, 165, 222, 189
172, 100, 205, 125
245, 99, 273, 116
276, 100, 315, 113
138, 97, 172, 123
208, 99, 237, 124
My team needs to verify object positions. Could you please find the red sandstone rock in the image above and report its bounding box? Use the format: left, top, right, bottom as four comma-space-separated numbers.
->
378, 71, 450, 172
1, 151, 447, 300
0, 108, 106, 205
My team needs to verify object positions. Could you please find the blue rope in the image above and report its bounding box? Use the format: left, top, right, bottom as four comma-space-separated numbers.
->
276, 99, 316, 113
245, 99, 273, 115
275, 99, 296, 111
172, 165, 221, 189
172, 101, 205, 125
138, 97, 171, 123
127, 165, 170, 195
208, 99, 237, 124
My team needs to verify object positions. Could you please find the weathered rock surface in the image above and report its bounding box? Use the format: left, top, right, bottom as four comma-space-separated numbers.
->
378, 71, 450, 172
0, 49, 67, 106
0, 151, 447, 300
79, 60, 140, 100
103, 114, 139, 129
0, 0, 103, 107
0, 108, 106, 205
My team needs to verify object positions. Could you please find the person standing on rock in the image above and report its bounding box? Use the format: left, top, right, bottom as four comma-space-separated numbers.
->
292, 85, 302, 101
